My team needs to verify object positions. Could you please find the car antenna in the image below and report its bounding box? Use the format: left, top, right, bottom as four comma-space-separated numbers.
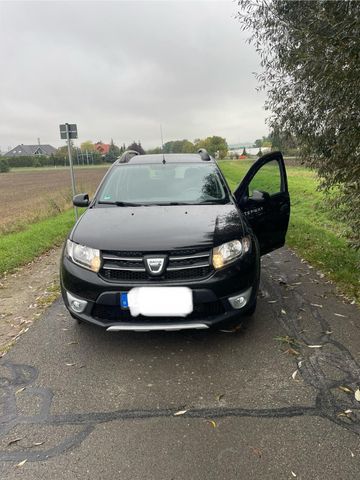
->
160, 124, 166, 164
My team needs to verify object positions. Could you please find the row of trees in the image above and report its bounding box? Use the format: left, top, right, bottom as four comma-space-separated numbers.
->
253, 131, 299, 156
147, 136, 228, 159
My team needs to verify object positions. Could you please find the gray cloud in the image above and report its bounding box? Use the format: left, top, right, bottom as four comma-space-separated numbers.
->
0, 0, 267, 151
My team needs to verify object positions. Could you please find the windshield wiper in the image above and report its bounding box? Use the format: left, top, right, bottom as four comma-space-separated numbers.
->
98, 201, 144, 207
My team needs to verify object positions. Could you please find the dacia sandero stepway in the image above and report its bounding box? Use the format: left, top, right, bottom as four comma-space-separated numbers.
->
61, 149, 290, 331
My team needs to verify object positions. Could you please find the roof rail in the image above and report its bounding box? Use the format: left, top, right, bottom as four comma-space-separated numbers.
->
197, 148, 211, 161
117, 150, 140, 163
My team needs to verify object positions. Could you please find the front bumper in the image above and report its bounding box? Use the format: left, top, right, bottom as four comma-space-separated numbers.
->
60, 252, 259, 330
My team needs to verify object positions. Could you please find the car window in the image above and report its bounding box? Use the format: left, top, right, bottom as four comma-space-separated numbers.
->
97, 163, 228, 205
248, 160, 281, 197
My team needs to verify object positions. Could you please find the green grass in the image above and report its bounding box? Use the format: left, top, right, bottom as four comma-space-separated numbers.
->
0, 210, 77, 274
220, 160, 359, 301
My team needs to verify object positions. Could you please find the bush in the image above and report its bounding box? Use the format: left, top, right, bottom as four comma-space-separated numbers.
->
0, 158, 10, 173
5, 155, 67, 168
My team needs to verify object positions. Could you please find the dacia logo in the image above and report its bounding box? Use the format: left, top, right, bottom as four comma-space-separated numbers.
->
144, 256, 167, 276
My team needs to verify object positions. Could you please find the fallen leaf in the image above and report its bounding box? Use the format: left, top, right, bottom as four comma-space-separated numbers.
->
307, 345, 323, 348
217, 394, 225, 402
350, 450, 355, 458
281, 309, 286, 315
291, 472, 297, 477
8, 437, 22, 446
174, 409, 188, 416
355, 389, 360, 402
15, 387, 25, 394
15, 459, 27, 468
33, 441, 44, 446
334, 313, 347, 318
206, 420, 217, 428
338, 410, 352, 418
291, 370, 298, 380
283, 347, 300, 356
250, 446, 262, 458
310, 303, 323, 308
325, 330, 333, 335
65, 363, 75, 367
339, 386, 353, 394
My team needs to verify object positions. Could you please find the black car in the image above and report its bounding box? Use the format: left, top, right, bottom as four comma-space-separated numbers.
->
60, 149, 290, 331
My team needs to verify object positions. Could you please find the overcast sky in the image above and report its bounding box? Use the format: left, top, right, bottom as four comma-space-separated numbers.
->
0, 0, 267, 151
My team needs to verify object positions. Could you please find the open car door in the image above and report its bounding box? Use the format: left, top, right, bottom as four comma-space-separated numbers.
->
234, 151, 290, 256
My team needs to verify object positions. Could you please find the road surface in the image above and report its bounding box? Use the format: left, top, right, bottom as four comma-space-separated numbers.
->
0, 248, 359, 479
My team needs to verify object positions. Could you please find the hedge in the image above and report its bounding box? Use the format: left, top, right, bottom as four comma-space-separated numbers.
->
2, 154, 104, 168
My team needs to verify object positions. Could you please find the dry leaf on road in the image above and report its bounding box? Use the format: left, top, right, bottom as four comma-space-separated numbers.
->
339, 386, 353, 394
8, 437, 22, 446
206, 420, 217, 428
354, 389, 360, 402
174, 409, 188, 416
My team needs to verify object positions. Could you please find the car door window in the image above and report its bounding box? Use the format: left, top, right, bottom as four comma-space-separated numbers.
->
248, 159, 281, 197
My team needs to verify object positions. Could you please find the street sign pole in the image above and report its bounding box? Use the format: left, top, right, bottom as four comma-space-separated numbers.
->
60, 123, 79, 221
65, 123, 78, 220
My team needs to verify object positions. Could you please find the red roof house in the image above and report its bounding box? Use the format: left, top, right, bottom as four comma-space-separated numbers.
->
94, 142, 110, 155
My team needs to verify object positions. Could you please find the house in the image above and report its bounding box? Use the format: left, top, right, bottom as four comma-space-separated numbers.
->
94, 142, 110, 155
4, 144, 57, 157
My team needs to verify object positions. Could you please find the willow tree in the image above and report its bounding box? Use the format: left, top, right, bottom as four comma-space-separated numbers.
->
237, 0, 360, 246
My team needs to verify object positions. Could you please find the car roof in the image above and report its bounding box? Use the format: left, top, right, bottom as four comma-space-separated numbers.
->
115, 153, 215, 165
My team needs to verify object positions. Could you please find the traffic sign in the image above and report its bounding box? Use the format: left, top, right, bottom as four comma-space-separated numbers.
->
59, 123, 78, 139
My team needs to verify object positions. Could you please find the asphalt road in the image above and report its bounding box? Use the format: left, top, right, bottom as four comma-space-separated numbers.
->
0, 248, 359, 479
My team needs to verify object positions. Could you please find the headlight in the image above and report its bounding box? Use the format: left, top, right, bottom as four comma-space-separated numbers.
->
212, 237, 251, 270
66, 239, 101, 272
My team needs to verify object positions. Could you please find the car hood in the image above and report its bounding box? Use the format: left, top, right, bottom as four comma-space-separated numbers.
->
71, 204, 246, 252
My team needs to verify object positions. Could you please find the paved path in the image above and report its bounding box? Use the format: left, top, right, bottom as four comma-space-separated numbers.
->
0, 248, 359, 479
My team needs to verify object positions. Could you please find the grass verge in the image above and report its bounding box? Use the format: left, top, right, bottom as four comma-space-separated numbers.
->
0, 210, 76, 274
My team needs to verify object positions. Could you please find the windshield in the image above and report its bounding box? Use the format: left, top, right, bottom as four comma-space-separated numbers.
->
97, 163, 229, 205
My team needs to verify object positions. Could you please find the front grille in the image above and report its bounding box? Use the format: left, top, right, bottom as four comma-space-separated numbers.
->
100, 248, 213, 283
92, 300, 225, 324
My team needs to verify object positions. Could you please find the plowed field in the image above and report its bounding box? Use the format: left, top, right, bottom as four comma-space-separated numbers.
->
0, 166, 108, 234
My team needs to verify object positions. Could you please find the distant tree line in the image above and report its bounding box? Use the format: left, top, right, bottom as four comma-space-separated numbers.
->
147, 136, 228, 159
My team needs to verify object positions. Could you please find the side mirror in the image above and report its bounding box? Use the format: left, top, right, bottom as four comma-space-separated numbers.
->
73, 193, 90, 207
251, 190, 270, 201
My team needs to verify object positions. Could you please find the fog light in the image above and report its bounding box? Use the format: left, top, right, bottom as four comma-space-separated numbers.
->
66, 291, 88, 313
228, 287, 252, 310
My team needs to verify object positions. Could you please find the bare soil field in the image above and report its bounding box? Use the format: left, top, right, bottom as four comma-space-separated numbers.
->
0, 166, 108, 234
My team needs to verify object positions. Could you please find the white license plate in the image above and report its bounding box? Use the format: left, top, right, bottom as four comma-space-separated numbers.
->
127, 287, 193, 317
